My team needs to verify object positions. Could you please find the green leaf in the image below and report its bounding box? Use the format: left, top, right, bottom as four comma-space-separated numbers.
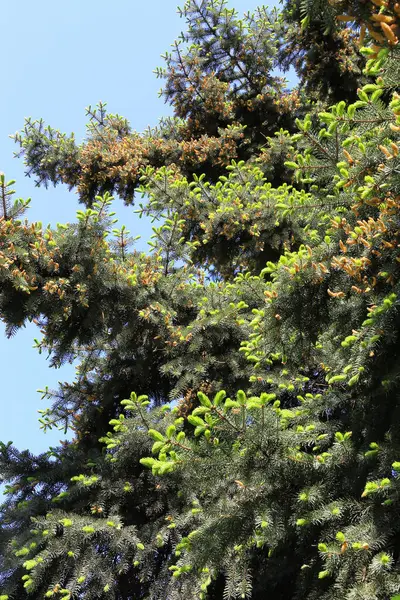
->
237, 390, 247, 405
296, 519, 307, 526
151, 441, 164, 454
187, 415, 205, 427
140, 457, 157, 469
148, 429, 165, 442
318, 570, 330, 579
213, 390, 226, 406
197, 392, 212, 408
82, 526, 95, 534
319, 112, 334, 123
225, 399, 240, 409
192, 406, 210, 416
166, 425, 176, 438
194, 426, 206, 437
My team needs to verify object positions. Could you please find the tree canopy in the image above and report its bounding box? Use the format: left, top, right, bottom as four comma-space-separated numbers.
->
1, 1, 400, 599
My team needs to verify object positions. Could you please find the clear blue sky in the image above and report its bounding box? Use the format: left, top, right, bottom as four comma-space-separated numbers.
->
1, 0, 292, 456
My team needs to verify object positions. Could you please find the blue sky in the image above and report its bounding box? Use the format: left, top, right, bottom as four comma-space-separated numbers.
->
1, 0, 292, 456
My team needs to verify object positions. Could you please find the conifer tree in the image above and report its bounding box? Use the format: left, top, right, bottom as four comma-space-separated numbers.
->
1, 1, 400, 599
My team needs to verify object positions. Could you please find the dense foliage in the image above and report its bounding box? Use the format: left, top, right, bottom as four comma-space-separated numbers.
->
1, 0, 400, 598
